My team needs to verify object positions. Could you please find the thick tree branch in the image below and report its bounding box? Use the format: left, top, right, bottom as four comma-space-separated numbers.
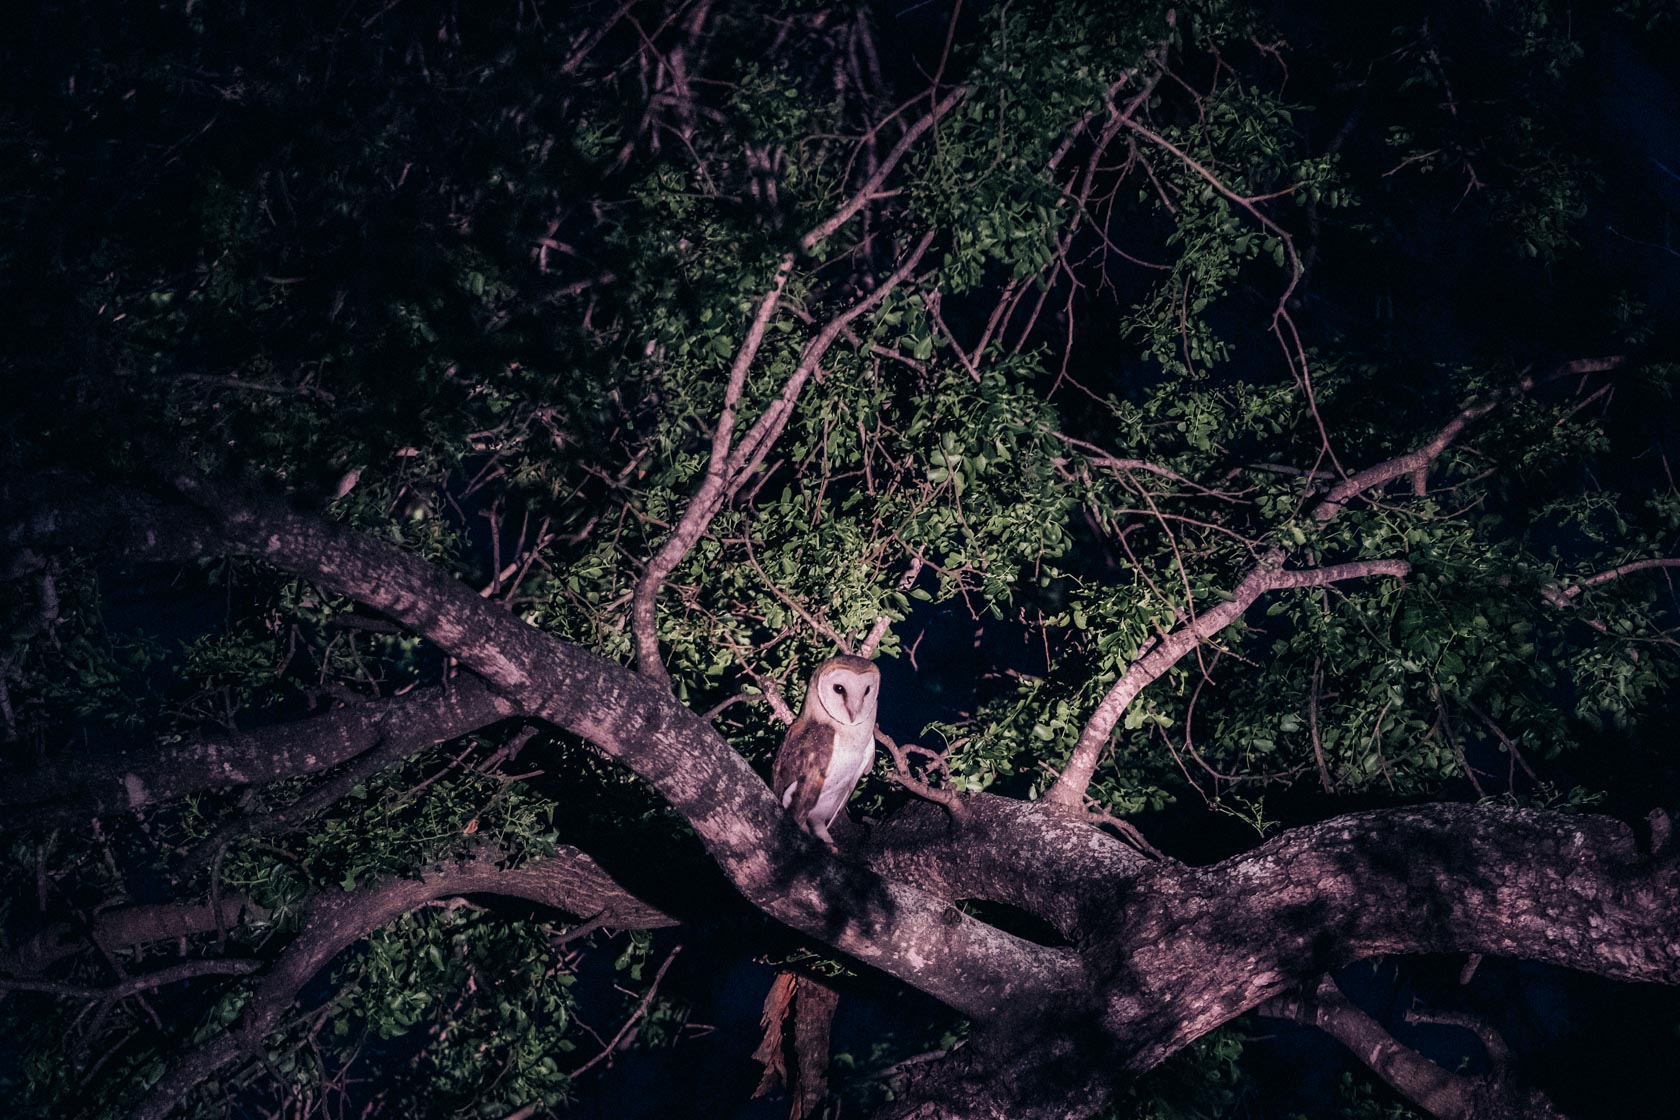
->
866, 793, 1151, 942
4, 896, 269, 976
15, 481, 1677, 1120
1101, 804, 1680, 1072
1, 676, 516, 829
878, 802, 1676, 1120
10, 473, 1078, 1031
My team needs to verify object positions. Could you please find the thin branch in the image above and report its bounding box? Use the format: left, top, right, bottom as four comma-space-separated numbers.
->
1544, 556, 1680, 605
631, 255, 795, 680
741, 533, 851, 652
877, 727, 966, 818
724, 231, 936, 495
1308, 658, 1336, 793
1053, 431, 1245, 500
800, 88, 966, 251
1045, 556, 1407, 808
1313, 359, 1624, 523
570, 945, 682, 1077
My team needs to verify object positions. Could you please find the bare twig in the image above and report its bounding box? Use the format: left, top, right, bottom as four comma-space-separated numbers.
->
877, 727, 966, 818
570, 945, 682, 1077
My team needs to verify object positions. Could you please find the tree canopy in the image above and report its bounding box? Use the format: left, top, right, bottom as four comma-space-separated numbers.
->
2, 2, 1679, 1119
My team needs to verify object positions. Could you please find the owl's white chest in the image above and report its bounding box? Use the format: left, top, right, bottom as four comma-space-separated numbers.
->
810, 719, 876, 827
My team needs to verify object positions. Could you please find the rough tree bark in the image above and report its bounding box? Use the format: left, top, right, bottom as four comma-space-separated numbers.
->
5, 470, 1677, 1120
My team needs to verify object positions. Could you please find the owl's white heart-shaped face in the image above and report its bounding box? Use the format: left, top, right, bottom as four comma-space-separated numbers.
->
812, 659, 880, 728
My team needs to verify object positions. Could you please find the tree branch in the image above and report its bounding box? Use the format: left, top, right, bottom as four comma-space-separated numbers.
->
630, 232, 933, 683
2, 676, 517, 829
1046, 358, 1624, 810
1311, 358, 1624, 522
1259, 974, 1565, 1119
1103, 804, 1680, 1072
631, 255, 795, 679
1543, 556, 1680, 607
124, 846, 676, 1120
0, 958, 263, 1000
11, 472, 1079, 1034
1045, 557, 1408, 808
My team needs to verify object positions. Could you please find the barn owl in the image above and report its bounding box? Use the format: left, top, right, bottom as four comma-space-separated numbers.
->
771, 655, 881, 847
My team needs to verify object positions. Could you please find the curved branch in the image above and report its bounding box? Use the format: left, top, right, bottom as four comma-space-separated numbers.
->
1311, 357, 1624, 522
11, 473, 1078, 1028
631, 254, 795, 679
124, 846, 678, 1120
1045, 557, 1408, 808
1046, 359, 1625, 810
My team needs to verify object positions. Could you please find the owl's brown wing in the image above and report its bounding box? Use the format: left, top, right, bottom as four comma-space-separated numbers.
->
771, 714, 832, 829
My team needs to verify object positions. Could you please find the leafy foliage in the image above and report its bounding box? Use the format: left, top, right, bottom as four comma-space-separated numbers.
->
3, 0, 1678, 1118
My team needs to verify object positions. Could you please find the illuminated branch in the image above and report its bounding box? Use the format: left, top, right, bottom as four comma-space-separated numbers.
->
124, 848, 678, 1120
8, 473, 1079, 1032
1045, 558, 1408, 808
631, 233, 933, 683
1313, 358, 1624, 521
1543, 556, 1680, 607
631, 255, 795, 680
799, 88, 966, 252
1046, 358, 1625, 810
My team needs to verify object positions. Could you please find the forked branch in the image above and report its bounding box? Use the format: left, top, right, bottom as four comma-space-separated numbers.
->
631, 233, 934, 682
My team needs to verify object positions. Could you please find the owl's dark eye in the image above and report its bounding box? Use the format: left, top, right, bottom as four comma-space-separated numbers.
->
833, 683, 846, 696
863, 685, 872, 696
